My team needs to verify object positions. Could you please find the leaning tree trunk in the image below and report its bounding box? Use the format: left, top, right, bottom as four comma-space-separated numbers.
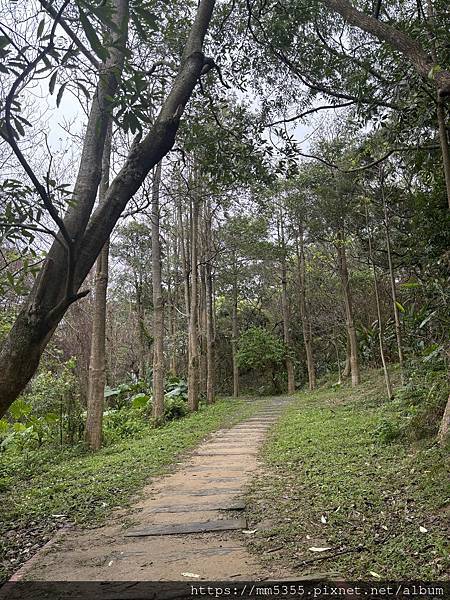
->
279, 218, 295, 394
188, 191, 200, 412
85, 122, 113, 451
296, 225, 316, 390
0, 0, 216, 417
366, 204, 393, 400
319, 0, 450, 206
151, 161, 165, 422
336, 233, 360, 386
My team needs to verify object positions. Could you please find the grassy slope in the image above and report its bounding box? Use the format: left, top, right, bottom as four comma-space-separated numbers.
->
0, 397, 262, 581
245, 370, 449, 580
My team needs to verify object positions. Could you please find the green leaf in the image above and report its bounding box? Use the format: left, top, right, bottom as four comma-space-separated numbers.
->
37, 18, 45, 39
78, 8, 108, 61
49, 70, 57, 95
395, 301, 405, 313
56, 82, 67, 107
131, 393, 150, 409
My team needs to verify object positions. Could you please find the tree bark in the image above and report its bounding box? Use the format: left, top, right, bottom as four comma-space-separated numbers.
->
188, 190, 200, 412
296, 225, 316, 390
0, 0, 216, 416
151, 161, 165, 422
438, 394, 450, 445
85, 122, 113, 451
342, 335, 351, 379
336, 233, 360, 386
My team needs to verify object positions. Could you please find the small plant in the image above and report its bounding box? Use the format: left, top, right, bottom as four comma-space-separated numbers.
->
373, 418, 402, 443
164, 396, 188, 421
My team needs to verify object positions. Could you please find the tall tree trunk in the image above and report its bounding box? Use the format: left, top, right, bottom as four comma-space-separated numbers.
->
382, 180, 405, 383
85, 122, 112, 451
231, 259, 240, 398
336, 233, 360, 386
366, 204, 393, 399
199, 261, 208, 396
296, 225, 316, 390
205, 203, 215, 404
0, 0, 216, 417
333, 337, 342, 384
279, 218, 295, 394
151, 161, 165, 421
188, 191, 200, 412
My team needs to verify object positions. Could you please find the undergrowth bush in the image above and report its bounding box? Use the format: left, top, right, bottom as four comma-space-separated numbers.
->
374, 361, 448, 443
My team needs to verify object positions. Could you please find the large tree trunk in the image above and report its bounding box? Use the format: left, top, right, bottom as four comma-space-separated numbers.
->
296, 226, 316, 390
188, 192, 200, 412
85, 123, 113, 451
151, 161, 165, 422
279, 218, 295, 394
336, 234, 360, 386
231, 261, 240, 398
366, 205, 393, 400
0, 0, 216, 417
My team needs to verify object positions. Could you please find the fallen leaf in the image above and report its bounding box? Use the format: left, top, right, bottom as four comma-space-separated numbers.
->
369, 571, 381, 578
309, 547, 332, 552
181, 572, 200, 578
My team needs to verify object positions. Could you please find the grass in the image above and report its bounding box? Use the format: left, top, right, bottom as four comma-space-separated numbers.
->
0, 397, 262, 581
245, 369, 449, 580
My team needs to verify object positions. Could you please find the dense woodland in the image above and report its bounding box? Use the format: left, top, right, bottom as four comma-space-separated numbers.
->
0, 0, 449, 453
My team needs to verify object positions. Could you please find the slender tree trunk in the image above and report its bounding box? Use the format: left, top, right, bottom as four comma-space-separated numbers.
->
342, 335, 351, 378
279, 218, 295, 394
85, 123, 113, 451
205, 204, 215, 404
0, 0, 216, 416
382, 181, 405, 383
296, 226, 316, 390
188, 191, 200, 412
199, 261, 208, 395
151, 161, 165, 421
231, 258, 240, 398
366, 204, 393, 399
336, 233, 360, 386
436, 102, 450, 209
333, 338, 342, 384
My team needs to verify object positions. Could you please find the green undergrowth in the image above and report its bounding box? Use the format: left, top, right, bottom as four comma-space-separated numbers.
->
245, 369, 449, 580
0, 397, 262, 581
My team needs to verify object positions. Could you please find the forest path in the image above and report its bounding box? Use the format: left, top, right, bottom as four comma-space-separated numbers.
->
20, 396, 295, 582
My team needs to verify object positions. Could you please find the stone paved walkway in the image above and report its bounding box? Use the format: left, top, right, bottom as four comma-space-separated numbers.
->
19, 397, 293, 582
